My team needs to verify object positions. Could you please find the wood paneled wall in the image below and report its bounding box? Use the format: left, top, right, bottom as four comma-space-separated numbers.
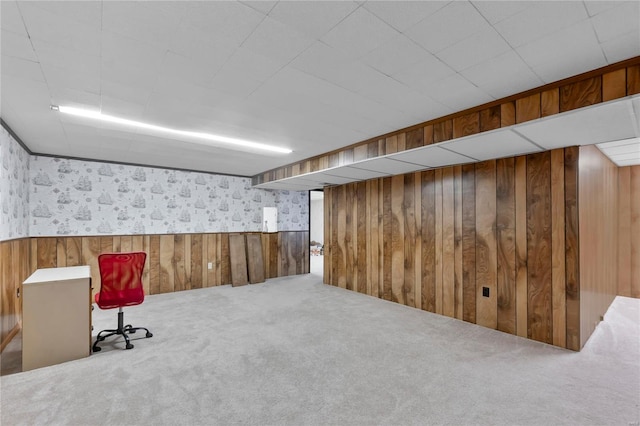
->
1, 231, 308, 351
254, 57, 640, 186
324, 148, 581, 350
578, 146, 619, 348
0, 238, 30, 351
618, 165, 640, 298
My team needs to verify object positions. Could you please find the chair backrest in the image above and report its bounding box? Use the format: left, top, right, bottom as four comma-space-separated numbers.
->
97, 252, 147, 309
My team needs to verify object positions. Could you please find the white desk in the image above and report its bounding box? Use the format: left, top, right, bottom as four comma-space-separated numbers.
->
22, 266, 91, 371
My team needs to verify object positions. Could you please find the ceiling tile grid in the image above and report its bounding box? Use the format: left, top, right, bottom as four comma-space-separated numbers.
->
1, 0, 638, 178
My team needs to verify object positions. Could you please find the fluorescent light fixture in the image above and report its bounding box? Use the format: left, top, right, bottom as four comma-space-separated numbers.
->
51, 105, 292, 154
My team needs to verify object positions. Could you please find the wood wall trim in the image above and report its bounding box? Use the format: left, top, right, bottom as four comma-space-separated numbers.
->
254, 56, 640, 186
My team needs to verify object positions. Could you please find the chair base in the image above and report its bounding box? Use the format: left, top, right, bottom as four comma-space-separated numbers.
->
93, 309, 152, 352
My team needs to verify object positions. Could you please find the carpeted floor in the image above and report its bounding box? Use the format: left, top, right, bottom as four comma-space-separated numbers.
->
1, 272, 638, 425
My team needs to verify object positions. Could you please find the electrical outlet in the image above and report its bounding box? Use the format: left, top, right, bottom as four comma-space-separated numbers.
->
482, 287, 489, 297
208, 262, 213, 270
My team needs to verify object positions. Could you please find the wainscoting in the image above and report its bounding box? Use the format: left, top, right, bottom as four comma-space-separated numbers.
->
325, 146, 606, 351
0, 231, 309, 351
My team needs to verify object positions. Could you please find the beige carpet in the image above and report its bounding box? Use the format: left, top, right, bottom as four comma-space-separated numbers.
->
1, 273, 638, 425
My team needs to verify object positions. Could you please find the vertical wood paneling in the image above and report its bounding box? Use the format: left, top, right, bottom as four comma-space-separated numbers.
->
56, 238, 67, 268
82, 237, 101, 297
496, 158, 516, 334
421, 170, 436, 312
191, 234, 203, 289
441, 168, 455, 317
142, 236, 151, 295
527, 151, 552, 344
337, 185, 347, 289
480, 106, 501, 132
414, 172, 422, 310
229, 234, 249, 286
551, 150, 567, 347
515, 156, 528, 338
382, 177, 392, 300
357, 182, 367, 294
516, 93, 541, 124
345, 184, 355, 290
221, 234, 230, 285
560, 77, 602, 112
391, 175, 405, 305
66, 237, 82, 266
564, 147, 580, 351
452, 112, 479, 139
369, 181, 380, 297
627, 65, 640, 95
37, 238, 57, 269
159, 235, 175, 294
403, 173, 416, 308
461, 165, 476, 323
149, 235, 160, 294
618, 167, 631, 297
501, 102, 516, 127
405, 128, 424, 150
433, 120, 453, 143
434, 169, 443, 315
206, 234, 218, 285
475, 160, 497, 329
325, 188, 332, 284
541, 88, 559, 117
0, 238, 32, 350
603, 69, 626, 101
174, 235, 186, 292
631, 167, 640, 298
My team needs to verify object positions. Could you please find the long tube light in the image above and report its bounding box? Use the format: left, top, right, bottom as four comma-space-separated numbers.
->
50, 105, 292, 154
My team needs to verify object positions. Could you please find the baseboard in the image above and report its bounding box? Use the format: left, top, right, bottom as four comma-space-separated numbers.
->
0, 323, 21, 353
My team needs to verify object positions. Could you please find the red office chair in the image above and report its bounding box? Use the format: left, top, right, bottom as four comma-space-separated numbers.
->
93, 252, 153, 352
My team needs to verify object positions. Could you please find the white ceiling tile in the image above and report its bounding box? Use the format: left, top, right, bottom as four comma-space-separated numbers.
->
156, 51, 222, 89
99, 96, 147, 121
404, 1, 488, 54
351, 157, 425, 175
100, 60, 158, 94
440, 129, 542, 161
241, 17, 316, 63
26, 1, 101, 27
168, 22, 239, 65
102, 1, 183, 49
436, 27, 512, 72
494, 1, 589, 48
181, 2, 265, 46
310, 172, 358, 185
321, 7, 399, 58
1, 29, 37, 62
591, 1, 640, 43
101, 31, 167, 72
600, 30, 640, 64
420, 74, 493, 111
18, 2, 100, 55
461, 50, 544, 99
613, 158, 640, 167
323, 166, 389, 180
472, 1, 535, 25
1, 1, 28, 35
1, 55, 44, 82
361, 34, 429, 76
363, 1, 448, 32
391, 145, 475, 168
515, 99, 638, 150
392, 53, 456, 90
517, 20, 607, 83
31, 38, 100, 76
604, 144, 640, 157
584, 1, 623, 17
41, 62, 100, 94
239, 1, 277, 15
597, 137, 640, 150
268, 1, 359, 39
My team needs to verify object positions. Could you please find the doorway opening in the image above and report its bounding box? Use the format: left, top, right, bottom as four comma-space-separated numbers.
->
309, 190, 324, 277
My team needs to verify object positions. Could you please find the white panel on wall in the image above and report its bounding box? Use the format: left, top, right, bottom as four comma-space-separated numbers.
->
262, 206, 278, 232
28, 156, 308, 236
0, 126, 30, 241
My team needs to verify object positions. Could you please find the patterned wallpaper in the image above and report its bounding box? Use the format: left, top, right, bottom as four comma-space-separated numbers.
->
29, 156, 308, 237
0, 126, 30, 241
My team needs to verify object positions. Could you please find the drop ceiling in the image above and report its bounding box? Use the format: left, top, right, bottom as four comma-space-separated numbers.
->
1, 1, 639, 177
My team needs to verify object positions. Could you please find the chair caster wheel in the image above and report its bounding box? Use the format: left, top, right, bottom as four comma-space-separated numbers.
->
146, 332, 153, 338
126, 343, 134, 349
93, 346, 101, 352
